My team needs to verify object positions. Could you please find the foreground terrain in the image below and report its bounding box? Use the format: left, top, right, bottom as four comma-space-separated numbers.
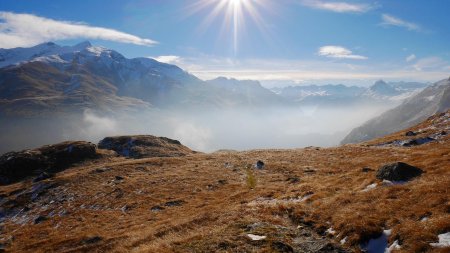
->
0, 112, 449, 252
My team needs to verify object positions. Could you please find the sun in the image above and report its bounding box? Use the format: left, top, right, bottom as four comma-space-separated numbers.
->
230, 0, 246, 6
186, 0, 274, 55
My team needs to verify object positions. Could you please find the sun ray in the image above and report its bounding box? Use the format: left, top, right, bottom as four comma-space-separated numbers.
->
186, 0, 276, 56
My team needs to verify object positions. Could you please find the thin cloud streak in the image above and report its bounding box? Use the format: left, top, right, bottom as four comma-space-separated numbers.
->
318, 46, 368, 60
406, 54, 416, 62
167, 55, 448, 84
152, 55, 183, 65
381, 14, 421, 31
0, 12, 157, 49
300, 0, 372, 13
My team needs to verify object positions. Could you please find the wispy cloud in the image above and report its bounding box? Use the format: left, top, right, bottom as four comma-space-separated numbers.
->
405, 54, 416, 62
318, 46, 368, 60
152, 55, 183, 65
380, 14, 420, 31
0, 12, 157, 49
411, 57, 449, 71
167, 55, 447, 85
300, 0, 372, 13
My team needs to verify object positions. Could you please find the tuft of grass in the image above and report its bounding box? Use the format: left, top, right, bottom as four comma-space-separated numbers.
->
245, 167, 257, 189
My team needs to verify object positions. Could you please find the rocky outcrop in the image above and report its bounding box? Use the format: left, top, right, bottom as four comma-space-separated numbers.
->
0, 141, 96, 185
97, 135, 194, 158
376, 162, 423, 182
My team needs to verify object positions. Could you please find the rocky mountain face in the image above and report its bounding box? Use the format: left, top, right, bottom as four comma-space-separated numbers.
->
341, 78, 450, 144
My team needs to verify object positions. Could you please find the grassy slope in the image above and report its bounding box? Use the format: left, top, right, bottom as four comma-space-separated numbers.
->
0, 113, 449, 252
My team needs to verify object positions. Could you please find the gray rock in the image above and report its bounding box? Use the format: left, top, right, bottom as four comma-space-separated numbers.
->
271, 241, 294, 253
405, 131, 417, 136
83, 236, 102, 244
376, 162, 423, 181
150, 205, 164, 212
256, 160, 265, 169
164, 200, 185, 207
34, 215, 47, 224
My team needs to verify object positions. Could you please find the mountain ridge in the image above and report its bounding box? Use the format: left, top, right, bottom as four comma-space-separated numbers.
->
341, 77, 450, 144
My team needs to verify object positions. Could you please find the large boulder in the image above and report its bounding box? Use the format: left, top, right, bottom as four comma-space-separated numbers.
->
376, 162, 424, 182
0, 141, 96, 185
98, 135, 194, 158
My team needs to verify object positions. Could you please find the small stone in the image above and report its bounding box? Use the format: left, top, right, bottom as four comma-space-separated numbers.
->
164, 200, 185, 207
405, 131, 417, 136
286, 177, 300, 183
115, 176, 124, 181
150, 205, 165, 212
34, 215, 48, 224
271, 241, 294, 253
83, 236, 102, 244
256, 161, 265, 169
361, 167, 373, 173
218, 179, 227, 185
33, 172, 53, 182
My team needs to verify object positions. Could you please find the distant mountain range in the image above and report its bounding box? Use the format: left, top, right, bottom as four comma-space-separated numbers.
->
0, 41, 430, 116
271, 80, 427, 106
342, 77, 450, 144
0, 41, 279, 116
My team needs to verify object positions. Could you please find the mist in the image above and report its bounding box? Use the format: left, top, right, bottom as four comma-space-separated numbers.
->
0, 104, 392, 154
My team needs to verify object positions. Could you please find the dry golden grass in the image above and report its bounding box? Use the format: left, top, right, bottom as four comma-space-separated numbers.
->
0, 112, 449, 252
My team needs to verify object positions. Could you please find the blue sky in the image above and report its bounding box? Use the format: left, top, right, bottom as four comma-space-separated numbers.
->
1, 0, 449, 86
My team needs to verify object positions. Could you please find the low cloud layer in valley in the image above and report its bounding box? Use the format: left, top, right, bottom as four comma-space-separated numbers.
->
0, 104, 391, 154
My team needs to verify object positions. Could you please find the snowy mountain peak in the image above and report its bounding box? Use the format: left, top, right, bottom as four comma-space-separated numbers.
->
373, 79, 387, 85
367, 79, 399, 96
209, 77, 261, 87
73, 41, 92, 49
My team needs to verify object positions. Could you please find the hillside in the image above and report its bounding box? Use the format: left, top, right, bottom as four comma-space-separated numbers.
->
0, 112, 449, 252
0, 42, 284, 116
342, 78, 450, 144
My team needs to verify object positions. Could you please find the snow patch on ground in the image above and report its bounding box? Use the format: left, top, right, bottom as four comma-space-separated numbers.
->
381, 180, 406, 186
362, 183, 378, 192
247, 234, 266, 241
361, 229, 398, 253
430, 232, 450, 248
388, 240, 401, 251
247, 195, 313, 207
326, 227, 336, 235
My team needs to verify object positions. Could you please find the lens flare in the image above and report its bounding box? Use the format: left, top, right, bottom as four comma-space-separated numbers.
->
186, 0, 274, 56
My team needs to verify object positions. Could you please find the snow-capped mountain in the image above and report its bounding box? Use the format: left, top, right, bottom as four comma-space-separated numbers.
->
0, 41, 431, 116
0, 41, 93, 68
0, 41, 273, 115
272, 84, 365, 104
341, 77, 450, 144
272, 80, 427, 106
361, 80, 427, 102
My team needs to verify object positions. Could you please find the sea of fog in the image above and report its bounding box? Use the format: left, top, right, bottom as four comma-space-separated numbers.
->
0, 104, 392, 154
